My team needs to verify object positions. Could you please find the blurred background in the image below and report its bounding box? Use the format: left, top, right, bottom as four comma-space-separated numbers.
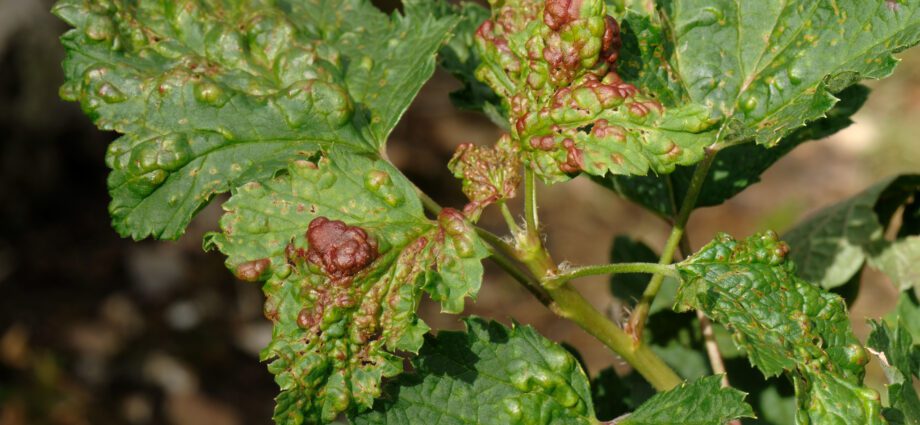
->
1, 0, 919, 423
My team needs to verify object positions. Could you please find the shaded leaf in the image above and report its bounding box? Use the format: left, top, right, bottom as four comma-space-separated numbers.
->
352, 318, 596, 425
205, 151, 488, 423
869, 236, 920, 295
54, 0, 457, 239
867, 320, 920, 425
618, 375, 753, 425
784, 174, 920, 289
676, 232, 885, 424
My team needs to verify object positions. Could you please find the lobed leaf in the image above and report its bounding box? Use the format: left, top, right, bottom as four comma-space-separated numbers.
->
655, 0, 920, 146
676, 232, 885, 425
783, 174, 920, 290
351, 318, 597, 425
54, 0, 457, 240
617, 375, 753, 425
205, 150, 488, 423
867, 319, 920, 425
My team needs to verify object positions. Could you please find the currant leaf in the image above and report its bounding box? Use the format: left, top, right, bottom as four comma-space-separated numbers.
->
448, 135, 522, 219
652, 0, 920, 145
676, 232, 885, 425
54, 0, 457, 240
204, 150, 488, 423
351, 318, 597, 425
617, 375, 753, 425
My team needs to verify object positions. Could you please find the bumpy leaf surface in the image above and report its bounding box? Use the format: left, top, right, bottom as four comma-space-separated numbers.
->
54, 0, 456, 240
475, 0, 717, 183
676, 232, 885, 425
595, 84, 869, 217
618, 375, 753, 425
205, 151, 488, 423
351, 318, 596, 425
649, 0, 920, 145
867, 320, 920, 425
784, 175, 920, 289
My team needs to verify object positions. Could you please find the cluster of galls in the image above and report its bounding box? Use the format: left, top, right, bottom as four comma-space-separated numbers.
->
476, 0, 669, 178
448, 136, 522, 218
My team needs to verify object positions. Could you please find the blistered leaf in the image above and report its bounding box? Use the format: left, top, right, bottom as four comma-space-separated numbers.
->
595, 85, 870, 217
867, 320, 920, 425
448, 135, 521, 218
351, 318, 596, 425
676, 232, 885, 424
54, 0, 457, 239
653, 0, 920, 146
617, 375, 753, 425
784, 175, 920, 289
205, 150, 488, 423
476, 0, 717, 183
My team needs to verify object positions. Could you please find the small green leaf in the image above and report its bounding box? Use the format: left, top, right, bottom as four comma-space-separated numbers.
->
594, 84, 870, 217
676, 232, 885, 425
618, 375, 753, 425
887, 293, 920, 343
205, 150, 488, 423
54, 0, 457, 240
784, 175, 920, 289
867, 320, 920, 425
351, 318, 596, 425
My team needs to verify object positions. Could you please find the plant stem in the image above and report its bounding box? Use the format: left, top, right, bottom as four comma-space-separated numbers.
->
524, 168, 539, 237
414, 177, 683, 391
499, 201, 522, 234
545, 283, 683, 391
544, 262, 679, 288
627, 149, 717, 341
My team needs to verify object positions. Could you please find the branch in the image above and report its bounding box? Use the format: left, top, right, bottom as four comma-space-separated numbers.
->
544, 262, 679, 288
627, 148, 717, 342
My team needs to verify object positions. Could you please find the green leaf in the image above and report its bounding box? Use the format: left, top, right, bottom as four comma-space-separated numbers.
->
351, 318, 596, 425
205, 150, 488, 423
676, 232, 885, 425
867, 320, 920, 425
448, 135, 522, 219
617, 375, 753, 425
784, 175, 920, 289
887, 293, 920, 343
655, 0, 920, 146
869, 236, 920, 295
594, 84, 870, 217
54, 0, 457, 240
476, 0, 718, 183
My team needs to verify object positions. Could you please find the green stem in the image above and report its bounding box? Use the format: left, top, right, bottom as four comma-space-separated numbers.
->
545, 284, 682, 391
524, 168, 539, 237
627, 149, 717, 341
544, 262, 679, 288
499, 201, 522, 234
